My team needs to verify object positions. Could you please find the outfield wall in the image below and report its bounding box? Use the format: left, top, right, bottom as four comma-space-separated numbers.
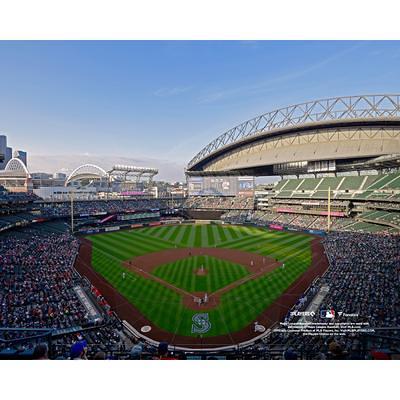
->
183, 209, 225, 220
77, 218, 185, 235
223, 220, 327, 237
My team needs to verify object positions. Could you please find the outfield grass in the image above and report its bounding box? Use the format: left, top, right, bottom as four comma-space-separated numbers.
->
87, 224, 313, 337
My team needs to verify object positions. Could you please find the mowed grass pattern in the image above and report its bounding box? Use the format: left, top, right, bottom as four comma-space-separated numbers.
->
152, 255, 249, 293
87, 224, 313, 337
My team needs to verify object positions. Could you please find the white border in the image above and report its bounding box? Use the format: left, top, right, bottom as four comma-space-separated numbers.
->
0, 0, 400, 39
0, 1, 399, 398
1, 361, 399, 400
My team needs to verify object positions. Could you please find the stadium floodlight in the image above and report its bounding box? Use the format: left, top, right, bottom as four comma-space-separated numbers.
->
109, 164, 158, 174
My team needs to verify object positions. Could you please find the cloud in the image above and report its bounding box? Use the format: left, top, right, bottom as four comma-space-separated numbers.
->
154, 86, 192, 97
197, 43, 363, 104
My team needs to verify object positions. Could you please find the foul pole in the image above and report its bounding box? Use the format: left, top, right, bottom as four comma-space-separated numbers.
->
327, 186, 331, 232
70, 189, 74, 233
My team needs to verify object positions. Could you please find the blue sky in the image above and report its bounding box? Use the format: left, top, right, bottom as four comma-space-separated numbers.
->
1, 41, 400, 180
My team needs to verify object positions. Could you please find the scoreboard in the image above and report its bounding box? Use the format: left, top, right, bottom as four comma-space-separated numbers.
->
188, 176, 254, 196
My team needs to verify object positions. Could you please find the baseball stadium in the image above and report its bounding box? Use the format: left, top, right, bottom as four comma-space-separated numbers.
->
1, 94, 399, 360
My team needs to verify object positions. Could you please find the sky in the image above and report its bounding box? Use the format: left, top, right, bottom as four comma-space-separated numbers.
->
1, 40, 400, 181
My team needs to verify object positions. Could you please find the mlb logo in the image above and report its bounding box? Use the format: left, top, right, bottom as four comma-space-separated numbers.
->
320, 308, 335, 319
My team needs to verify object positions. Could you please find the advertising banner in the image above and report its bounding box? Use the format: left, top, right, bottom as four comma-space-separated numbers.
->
105, 226, 120, 232
269, 224, 284, 230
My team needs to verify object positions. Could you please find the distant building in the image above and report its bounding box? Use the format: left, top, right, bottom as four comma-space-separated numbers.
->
33, 186, 97, 200
53, 172, 67, 180
13, 150, 27, 167
31, 172, 67, 189
6, 147, 12, 164
0, 136, 26, 171
31, 172, 53, 180
0, 157, 32, 192
0, 136, 6, 169
0, 135, 12, 170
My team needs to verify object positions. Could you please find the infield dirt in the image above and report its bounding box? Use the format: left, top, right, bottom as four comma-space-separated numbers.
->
122, 247, 281, 311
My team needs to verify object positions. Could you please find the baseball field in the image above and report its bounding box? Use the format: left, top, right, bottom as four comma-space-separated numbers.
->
77, 223, 327, 345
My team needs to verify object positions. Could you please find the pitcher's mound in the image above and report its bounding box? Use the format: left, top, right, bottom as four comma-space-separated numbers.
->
195, 268, 208, 276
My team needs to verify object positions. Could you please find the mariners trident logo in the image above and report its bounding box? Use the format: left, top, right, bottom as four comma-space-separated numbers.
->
191, 313, 211, 334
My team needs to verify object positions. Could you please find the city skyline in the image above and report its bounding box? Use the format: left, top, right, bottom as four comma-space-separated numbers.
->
1, 41, 400, 180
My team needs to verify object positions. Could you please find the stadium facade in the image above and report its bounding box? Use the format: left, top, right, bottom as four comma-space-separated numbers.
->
65, 163, 159, 196
186, 94, 400, 177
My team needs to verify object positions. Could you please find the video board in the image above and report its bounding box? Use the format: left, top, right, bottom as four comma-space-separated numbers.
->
188, 176, 254, 196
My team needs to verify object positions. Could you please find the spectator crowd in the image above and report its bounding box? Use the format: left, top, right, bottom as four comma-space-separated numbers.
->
257, 232, 400, 359
0, 222, 135, 359
0, 224, 87, 329
0, 198, 399, 359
